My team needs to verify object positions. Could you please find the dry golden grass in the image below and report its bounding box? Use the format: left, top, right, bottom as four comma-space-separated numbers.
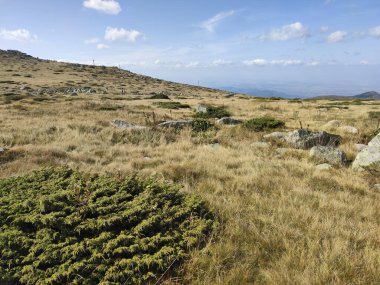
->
1, 52, 380, 284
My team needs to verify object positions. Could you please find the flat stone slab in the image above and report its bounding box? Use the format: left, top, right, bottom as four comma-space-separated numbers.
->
111, 120, 147, 130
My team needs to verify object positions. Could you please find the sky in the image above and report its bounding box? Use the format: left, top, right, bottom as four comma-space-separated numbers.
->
0, 0, 379, 97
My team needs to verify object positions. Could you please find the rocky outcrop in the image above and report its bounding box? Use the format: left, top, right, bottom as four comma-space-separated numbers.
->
195, 104, 207, 114
352, 132, 380, 171
310, 146, 347, 166
111, 120, 147, 130
216, 117, 242, 125
285, 129, 341, 149
158, 120, 193, 128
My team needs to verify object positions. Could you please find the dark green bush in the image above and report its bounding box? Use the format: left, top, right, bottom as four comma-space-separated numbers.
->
149, 93, 170, 100
194, 105, 230, 119
154, 101, 190, 109
191, 119, 212, 132
243, 116, 285, 131
0, 168, 215, 285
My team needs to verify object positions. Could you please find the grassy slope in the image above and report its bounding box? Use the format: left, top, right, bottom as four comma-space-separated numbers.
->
0, 51, 380, 284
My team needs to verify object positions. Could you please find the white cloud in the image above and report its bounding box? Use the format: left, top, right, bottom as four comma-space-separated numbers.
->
320, 26, 329, 32
307, 61, 320, 66
243, 59, 310, 67
0, 28, 37, 42
84, 37, 100, 44
83, 0, 121, 15
201, 10, 235, 33
327, 30, 347, 43
96, 43, 109, 49
260, 22, 309, 41
243, 59, 268, 66
105, 27, 144, 42
212, 59, 233, 66
368, 26, 380, 38
185, 61, 200, 68
359, 60, 369, 65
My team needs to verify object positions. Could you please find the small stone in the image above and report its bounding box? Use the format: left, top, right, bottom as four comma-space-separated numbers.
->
209, 143, 221, 149
316, 163, 333, 171
339, 126, 358, 134
263, 132, 288, 140
216, 117, 242, 125
0, 147, 5, 153
310, 146, 347, 166
158, 120, 193, 128
195, 104, 208, 113
323, 120, 341, 129
111, 120, 147, 130
373, 184, 380, 190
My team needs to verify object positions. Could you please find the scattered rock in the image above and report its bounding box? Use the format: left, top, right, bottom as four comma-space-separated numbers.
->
195, 104, 207, 113
216, 117, 242, 125
323, 120, 341, 129
251, 142, 271, 149
355, 144, 367, 152
209, 143, 221, 149
316, 163, 333, 171
339, 126, 358, 134
264, 131, 288, 140
373, 184, 380, 190
310, 146, 347, 166
285, 129, 341, 149
111, 120, 147, 130
0, 147, 5, 153
352, 132, 380, 171
158, 120, 193, 128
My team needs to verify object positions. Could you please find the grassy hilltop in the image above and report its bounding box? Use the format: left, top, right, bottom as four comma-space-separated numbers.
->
0, 50, 380, 284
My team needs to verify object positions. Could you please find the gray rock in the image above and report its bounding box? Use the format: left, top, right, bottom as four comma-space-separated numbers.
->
263, 131, 288, 140
251, 142, 271, 149
323, 120, 341, 129
373, 184, 380, 190
355, 144, 367, 152
352, 132, 380, 171
339, 126, 359, 134
0, 147, 5, 153
310, 146, 347, 166
216, 117, 242, 125
275, 147, 292, 156
111, 120, 147, 130
316, 163, 333, 171
195, 104, 208, 113
285, 129, 341, 149
158, 120, 193, 128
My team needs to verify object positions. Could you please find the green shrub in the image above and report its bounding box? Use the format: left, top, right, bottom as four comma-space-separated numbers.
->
243, 116, 285, 131
149, 93, 170, 100
194, 105, 230, 119
154, 101, 190, 109
0, 168, 215, 285
369, 111, 380, 119
192, 119, 212, 132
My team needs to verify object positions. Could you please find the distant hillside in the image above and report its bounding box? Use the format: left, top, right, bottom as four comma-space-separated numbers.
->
220, 86, 293, 98
310, 91, 380, 100
0, 49, 228, 98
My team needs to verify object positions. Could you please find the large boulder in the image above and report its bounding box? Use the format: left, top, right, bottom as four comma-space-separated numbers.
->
216, 117, 242, 125
158, 120, 193, 128
352, 133, 380, 171
111, 120, 147, 130
323, 120, 341, 129
285, 129, 341, 149
310, 146, 347, 166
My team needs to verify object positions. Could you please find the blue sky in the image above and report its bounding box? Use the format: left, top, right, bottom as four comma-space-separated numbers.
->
0, 0, 379, 96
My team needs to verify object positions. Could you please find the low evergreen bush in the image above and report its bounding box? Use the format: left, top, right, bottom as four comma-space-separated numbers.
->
0, 168, 215, 284
243, 116, 285, 131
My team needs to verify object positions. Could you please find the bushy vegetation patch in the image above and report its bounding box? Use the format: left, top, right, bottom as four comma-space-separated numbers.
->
149, 93, 170, 100
191, 119, 212, 132
243, 116, 285, 131
368, 111, 380, 119
154, 101, 190, 109
0, 168, 215, 285
194, 105, 230, 119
